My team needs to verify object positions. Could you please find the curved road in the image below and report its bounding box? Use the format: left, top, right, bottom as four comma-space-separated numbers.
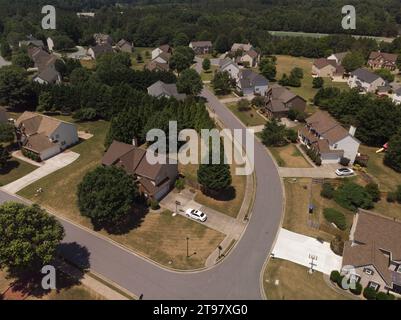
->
0, 88, 284, 299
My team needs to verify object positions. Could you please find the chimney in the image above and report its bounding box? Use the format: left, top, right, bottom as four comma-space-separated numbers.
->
132, 137, 138, 146
349, 126, 357, 137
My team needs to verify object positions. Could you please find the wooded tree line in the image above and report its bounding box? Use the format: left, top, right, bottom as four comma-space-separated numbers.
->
1, 0, 401, 56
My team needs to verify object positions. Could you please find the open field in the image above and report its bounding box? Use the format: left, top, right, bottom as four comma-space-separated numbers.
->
0, 158, 37, 187
226, 103, 266, 127
268, 144, 311, 168
275, 55, 349, 110
263, 258, 350, 300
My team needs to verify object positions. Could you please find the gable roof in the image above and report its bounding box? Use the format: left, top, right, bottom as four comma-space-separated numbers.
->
351, 68, 383, 84
16, 112, 64, 136
28, 47, 57, 71
231, 43, 253, 52
147, 81, 186, 101
145, 60, 170, 72
328, 52, 348, 62
190, 41, 212, 48
239, 69, 268, 89
19, 35, 44, 48
158, 44, 171, 53
219, 57, 239, 69
313, 58, 337, 70
244, 49, 259, 59
306, 110, 352, 144
35, 67, 60, 83
343, 209, 401, 286
117, 39, 132, 48
369, 51, 398, 63
266, 84, 305, 113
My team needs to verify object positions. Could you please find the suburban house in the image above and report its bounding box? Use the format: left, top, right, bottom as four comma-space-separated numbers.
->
147, 81, 186, 101
298, 110, 360, 165
327, 52, 348, 65
342, 209, 401, 295
263, 84, 306, 119
102, 140, 179, 201
28, 47, 61, 84
145, 60, 170, 72
152, 52, 171, 64
230, 43, 260, 67
93, 33, 113, 45
19, 35, 44, 49
15, 112, 79, 161
237, 69, 269, 96
151, 44, 172, 60
87, 43, 114, 59
189, 41, 213, 55
219, 58, 241, 80
312, 58, 344, 79
116, 39, 133, 53
368, 51, 398, 71
348, 68, 386, 93
392, 88, 401, 105
0, 107, 10, 123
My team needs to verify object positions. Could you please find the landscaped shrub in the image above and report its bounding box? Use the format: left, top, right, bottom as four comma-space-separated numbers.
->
73, 108, 98, 121
175, 178, 185, 191
324, 208, 347, 230
376, 292, 395, 300
286, 129, 298, 143
363, 287, 377, 300
330, 270, 341, 284
330, 235, 344, 256
334, 182, 374, 211
321, 183, 335, 199
22, 148, 41, 162
365, 183, 381, 202
387, 192, 397, 203
301, 144, 322, 166
339, 157, 350, 167
350, 282, 362, 295
149, 199, 160, 210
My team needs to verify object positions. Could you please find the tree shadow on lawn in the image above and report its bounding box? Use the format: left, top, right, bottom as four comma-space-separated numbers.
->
202, 186, 237, 202
92, 203, 149, 236
3, 243, 91, 299
0, 160, 20, 175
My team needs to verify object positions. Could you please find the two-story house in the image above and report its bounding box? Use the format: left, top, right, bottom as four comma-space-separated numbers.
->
342, 209, 401, 295
298, 111, 360, 165
312, 58, 344, 80
264, 84, 306, 119
348, 68, 386, 93
230, 43, 260, 68
237, 69, 269, 96
147, 81, 187, 101
189, 41, 213, 55
368, 51, 398, 71
102, 140, 179, 201
15, 112, 79, 161
219, 58, 241, 80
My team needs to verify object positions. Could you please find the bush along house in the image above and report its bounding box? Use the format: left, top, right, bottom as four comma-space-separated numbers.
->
298, 111, 360, 165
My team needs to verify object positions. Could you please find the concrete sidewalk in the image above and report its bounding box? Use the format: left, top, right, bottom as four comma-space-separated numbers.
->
1, 151, 80, 193
272, 228, 342, 275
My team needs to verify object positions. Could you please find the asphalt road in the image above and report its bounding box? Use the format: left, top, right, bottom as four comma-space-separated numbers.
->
0, 88, 284, 299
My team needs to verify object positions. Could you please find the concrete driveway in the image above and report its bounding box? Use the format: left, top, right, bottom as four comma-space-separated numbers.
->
278, 165, 341, 178
272, 228, 342, 275
1, 151, 80, 194
160, 189, 244, 238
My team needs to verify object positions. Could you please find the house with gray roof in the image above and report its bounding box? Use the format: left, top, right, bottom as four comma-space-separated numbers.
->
147, 81, 186, 101
264, 84, 306, 119
33, 67, 61, 85
87, 43, 114, 59
102, 140, 178, 201
348, 68, 386, 93
116, 39, 133, 53
219, 58, 240, 80
19, 35, 44, 49
189, 41, 212, 55
236, 70, 268, 96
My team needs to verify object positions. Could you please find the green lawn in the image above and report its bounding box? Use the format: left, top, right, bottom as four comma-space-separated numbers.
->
268, 144, 311, 168
226, 103, 266, 127
274, 55, 349, 113
0, 158, 37, 187
264, 258, 350, 300
131, 47, 153, 70
201, 66, 217, 81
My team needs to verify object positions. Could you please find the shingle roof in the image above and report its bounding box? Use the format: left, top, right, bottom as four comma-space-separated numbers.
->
117, 39, 132, 48
28, 47, 57, 71
313, 58, 337, 70
369, 51, 398, 63
350, 68, 382, 84
239, 70, 268, 89
343, 209, 401, 286
231, 43, 253, 52
24, 133, 58, 153
265, 84, 304, 113
190, 41, 212, 48
35, 66, 60, 83
147, 81, 186, 101
306, 110, 351, 144
16, 112, 62, 137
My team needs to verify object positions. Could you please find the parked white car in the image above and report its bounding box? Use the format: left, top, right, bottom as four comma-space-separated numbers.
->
185, 208, 207, 222
335, 168, 355, 177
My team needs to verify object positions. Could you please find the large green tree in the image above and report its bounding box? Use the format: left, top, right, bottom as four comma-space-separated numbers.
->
176, 68, 203, 96
211, 71, 233, 95
259, 57, 277, 80
0, 145, 10, 169
169, 46, 195, 74
384, 132, 401, 172
334, 182, 374, 211
261, 119, 288, 147
342, 52, 365, 72
77, 166, 138, 228
0, 66, 32, 108
0, 202, 64, 274
0, 122, 15, 144
12, 52, 33, 69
